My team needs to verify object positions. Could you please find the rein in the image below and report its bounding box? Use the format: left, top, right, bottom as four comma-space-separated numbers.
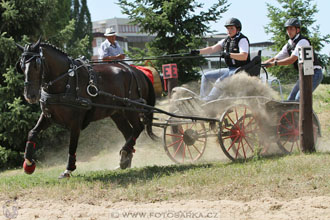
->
21, 47, 221, 123
43, 59, 86, 89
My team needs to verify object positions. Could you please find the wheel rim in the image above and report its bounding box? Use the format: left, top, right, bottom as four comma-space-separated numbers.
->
277, 109, 300, 153
163, 119, 207, 164
276, 109, 319, 153
219, 105, 261, 161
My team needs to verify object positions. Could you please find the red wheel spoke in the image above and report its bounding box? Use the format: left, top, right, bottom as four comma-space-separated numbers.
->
167, 138, 183, 148
289, 140, 294, 152
226, 114, 240, 130
196, 138, 206, 143
291, 112, 298, 129
192, 144, 202, 155
243, 136, 255, 152
279, 131, 296, 137
235, 137, 242, 159
173, 140, 184, 157
187, 145, 194, 161
279, 123, 290, 131
283, 113, 294, 127
178, 126, 184, 134
244, 126, 260, 134
223, 134, 239, 140
166, 133, 183, 138
241, 138, 247, 158
227, 135, 240, 152
235, 108, 239, 122
245, 117, 255, 129
286, 133, 296, 152
224, 126, 234, 131
182, 144, 186, 163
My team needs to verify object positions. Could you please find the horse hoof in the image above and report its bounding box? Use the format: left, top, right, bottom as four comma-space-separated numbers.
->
58, 170, 72, 179
23, 160, 36, 174
119, 150, 133, 169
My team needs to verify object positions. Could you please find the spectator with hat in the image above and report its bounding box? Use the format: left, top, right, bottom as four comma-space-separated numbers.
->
99, 27, 126, 61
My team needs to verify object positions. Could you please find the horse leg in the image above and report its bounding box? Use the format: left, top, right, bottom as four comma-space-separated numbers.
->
121, 112, 145, 169
111, 113, 137, 169
24, 113, 51, 174
59, 126, 81, 179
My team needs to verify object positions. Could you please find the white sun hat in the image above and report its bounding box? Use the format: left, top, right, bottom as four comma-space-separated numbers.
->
104, 27, 117, 36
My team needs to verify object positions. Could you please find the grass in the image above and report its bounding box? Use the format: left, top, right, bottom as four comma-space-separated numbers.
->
1, 153, 330, 203
0, 84, 329, 203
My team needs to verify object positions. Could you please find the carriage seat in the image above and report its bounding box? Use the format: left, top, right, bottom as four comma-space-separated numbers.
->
234, 50, 261, 77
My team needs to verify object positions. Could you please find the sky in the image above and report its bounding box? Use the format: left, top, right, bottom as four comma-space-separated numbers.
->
87, 0, 330, 55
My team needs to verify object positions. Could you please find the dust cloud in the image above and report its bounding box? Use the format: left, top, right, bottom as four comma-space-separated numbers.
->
40, 117, 175, 173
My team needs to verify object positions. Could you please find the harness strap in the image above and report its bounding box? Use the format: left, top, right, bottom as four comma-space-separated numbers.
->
118, 61, 143, 100
45, 59, 84, 88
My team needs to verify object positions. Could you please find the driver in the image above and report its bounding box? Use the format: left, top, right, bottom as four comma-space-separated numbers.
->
191, 18, 250, 101
99, 28, 126, 61
263, 18, 323, 101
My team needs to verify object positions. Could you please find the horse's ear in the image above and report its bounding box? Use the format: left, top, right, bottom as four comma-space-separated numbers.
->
32, 36, 42, 50
35, 36, 42, 47
16, 61, 23, 74
16, 43, 24, 51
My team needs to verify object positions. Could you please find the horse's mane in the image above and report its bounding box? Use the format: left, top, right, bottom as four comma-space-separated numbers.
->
40, 42, 68, 57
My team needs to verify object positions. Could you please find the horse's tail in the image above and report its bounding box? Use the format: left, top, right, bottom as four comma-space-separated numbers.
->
144, 75, 159, 141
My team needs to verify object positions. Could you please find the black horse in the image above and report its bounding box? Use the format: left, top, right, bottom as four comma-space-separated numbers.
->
16, 38, 156, 178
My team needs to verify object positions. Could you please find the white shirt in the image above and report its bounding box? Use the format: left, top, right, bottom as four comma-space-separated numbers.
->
98, 39, 124, 59
217, 37, 249, 53
216, 34, 249, 65
275, 34, 321, 69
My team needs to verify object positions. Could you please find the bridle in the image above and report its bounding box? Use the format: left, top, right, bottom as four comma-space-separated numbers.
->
20, 45, 44, 89
20, 45, 85, 90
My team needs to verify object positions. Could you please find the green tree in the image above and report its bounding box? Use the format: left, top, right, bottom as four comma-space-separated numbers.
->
42, 0, 71, 42
0, 0, 54, 168
0, 0, 92, 169
118, 0, 229, 83
265, 0, 330, 81
69, 0, 93, 57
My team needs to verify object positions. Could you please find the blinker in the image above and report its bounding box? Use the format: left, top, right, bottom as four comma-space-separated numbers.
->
36, 58, 41, 65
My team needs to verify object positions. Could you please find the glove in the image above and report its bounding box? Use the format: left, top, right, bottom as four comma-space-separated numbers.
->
190, 49, 200, 55
262, 62, 272, 68
219, 51, 230, 59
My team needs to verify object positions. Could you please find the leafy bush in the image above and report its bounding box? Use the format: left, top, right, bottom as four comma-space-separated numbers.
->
0, 146, 22, 169
321, 73, 330, 84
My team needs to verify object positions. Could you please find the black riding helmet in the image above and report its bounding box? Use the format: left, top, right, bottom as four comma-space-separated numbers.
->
284, 18, 301, 28
224, 18, 242, 31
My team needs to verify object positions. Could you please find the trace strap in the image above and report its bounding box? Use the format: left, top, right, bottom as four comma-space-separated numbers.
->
44, 61, 84, 88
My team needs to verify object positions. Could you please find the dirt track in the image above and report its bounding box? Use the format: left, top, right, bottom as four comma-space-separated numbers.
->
2, 196, 330, 220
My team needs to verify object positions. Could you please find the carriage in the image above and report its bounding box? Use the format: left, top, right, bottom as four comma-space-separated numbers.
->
149, 51, 321, 164
16, 39, 321, 177
159, 90, 321, 163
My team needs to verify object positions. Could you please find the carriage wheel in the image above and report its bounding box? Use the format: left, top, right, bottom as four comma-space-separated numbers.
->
163, 116, 207, 164
276, 109, 319, 153
218, 104, 262, 161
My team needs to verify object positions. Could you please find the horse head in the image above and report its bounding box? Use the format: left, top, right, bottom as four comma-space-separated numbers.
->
17, 37, 43, 104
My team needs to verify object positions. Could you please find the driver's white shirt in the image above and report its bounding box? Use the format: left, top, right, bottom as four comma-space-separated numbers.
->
215, 33, 249, 65
275, 34, 321, 69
